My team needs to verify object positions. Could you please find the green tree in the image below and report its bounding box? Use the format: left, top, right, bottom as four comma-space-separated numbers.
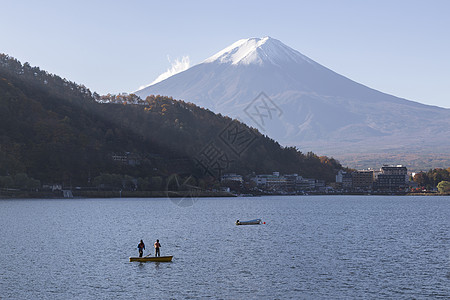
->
181, 176, 197, 190
150, 176, 163, 191
14, 173, 29, 189
123, 175, 136, 191
1, 53, 346, 188
437, 181, 450, 194
27, 178, 41, 190
137, 177, 150, 191
0, 176, 14, 188
93, 173, 112, 188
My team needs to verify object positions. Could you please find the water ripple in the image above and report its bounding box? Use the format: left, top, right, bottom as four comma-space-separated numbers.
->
0, 196, 448, 299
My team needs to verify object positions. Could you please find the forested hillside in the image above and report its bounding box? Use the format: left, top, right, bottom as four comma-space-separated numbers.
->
0, 54, 342, 190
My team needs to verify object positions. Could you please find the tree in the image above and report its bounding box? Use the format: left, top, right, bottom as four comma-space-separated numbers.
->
27, 178, 41, 190
413, 172, 428, 187
150, 176, 163, 191
123, 175, 136, 191
14, 173, 29, 189
1, 53, 344, 188
437, 181, 450, 194
0, 176, 14, 188
137, 177, 150, 191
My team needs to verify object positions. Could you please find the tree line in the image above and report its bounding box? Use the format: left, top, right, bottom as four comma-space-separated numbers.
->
412, 168, 450, 193
0, 53, 343, 191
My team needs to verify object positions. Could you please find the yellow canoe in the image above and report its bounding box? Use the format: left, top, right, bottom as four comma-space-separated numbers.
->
129, 256, 173, 262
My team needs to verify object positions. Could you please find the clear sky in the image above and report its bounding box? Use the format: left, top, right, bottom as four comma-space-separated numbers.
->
1, 0, 449, 108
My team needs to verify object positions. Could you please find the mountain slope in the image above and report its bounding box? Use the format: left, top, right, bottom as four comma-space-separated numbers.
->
0, 54, 342, 187
136, 37, 450, 169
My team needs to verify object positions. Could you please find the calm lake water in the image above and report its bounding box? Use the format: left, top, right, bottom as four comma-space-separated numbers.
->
0, 196, 449, 299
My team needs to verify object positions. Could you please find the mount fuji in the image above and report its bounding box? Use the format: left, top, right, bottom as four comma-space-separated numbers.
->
136, 37, 450, 169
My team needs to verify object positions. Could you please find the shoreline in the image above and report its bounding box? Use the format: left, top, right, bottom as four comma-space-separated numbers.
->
0, 189, 235, 199
0, 189, 447, 199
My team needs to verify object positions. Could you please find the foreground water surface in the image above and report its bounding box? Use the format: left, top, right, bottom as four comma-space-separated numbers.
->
0, 195, 449, 299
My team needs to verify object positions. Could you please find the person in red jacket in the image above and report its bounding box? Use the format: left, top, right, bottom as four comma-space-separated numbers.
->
137, 240, 145, 257
154, 239, 161, 257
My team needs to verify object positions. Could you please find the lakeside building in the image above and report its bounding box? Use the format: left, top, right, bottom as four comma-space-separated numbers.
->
381, 165, 408, 176
251, 172, 321, 192
336, 164, 409, 192
252, 172, 288, 190
296, 177, 317, 191
342, 173, 353, 190
373, 165, 408, 191
221, 173, 244, 191
336, 170, 353, 190
221, 173, 243, 183
223, 164, 410, 194
352, 170, 374, 190
285, 174, 298, 191
335, 170, 345, 183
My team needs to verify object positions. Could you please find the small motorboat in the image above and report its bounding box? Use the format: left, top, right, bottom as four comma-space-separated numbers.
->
236, 219, 262, 225
129, 255, 173, 262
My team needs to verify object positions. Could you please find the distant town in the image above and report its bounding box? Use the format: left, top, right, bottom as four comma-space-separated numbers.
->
220, 164, 436, 195
2, 162, 449, 199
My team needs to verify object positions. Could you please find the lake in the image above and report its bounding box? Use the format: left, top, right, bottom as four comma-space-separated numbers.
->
0, 196, 448, 299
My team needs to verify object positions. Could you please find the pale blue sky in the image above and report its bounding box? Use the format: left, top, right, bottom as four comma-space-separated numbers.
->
1, 0, 449, 108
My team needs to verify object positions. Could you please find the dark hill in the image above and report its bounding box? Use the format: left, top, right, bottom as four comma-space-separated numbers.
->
0, 54, 342, 189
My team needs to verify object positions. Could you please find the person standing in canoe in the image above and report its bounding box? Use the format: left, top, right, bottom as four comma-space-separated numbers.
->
137, 240, 145, 257
154, 239, 161, 257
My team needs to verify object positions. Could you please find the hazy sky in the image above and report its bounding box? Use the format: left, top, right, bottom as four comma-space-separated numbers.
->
2, 0, 449, 108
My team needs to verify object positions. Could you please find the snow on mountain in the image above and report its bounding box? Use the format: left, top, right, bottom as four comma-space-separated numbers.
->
135, 37, 450, 168
203, 36, 313, 66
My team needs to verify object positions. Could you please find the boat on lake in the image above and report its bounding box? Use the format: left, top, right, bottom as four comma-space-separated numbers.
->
235, 219, 262, 225
129, 256, 173, 262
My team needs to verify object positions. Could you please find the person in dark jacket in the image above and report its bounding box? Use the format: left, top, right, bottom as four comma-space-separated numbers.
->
137, 240, 145, 257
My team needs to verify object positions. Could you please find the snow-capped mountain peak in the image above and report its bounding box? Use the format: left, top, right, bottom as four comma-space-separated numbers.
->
135, 37, 450, 167
203, 36, 312, 66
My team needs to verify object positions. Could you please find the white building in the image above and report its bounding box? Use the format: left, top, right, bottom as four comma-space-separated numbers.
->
221, 173, 243, 183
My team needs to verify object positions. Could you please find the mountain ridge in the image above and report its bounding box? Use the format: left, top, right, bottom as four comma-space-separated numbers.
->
136, 37, 450, 169
0, 53, 342, 187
